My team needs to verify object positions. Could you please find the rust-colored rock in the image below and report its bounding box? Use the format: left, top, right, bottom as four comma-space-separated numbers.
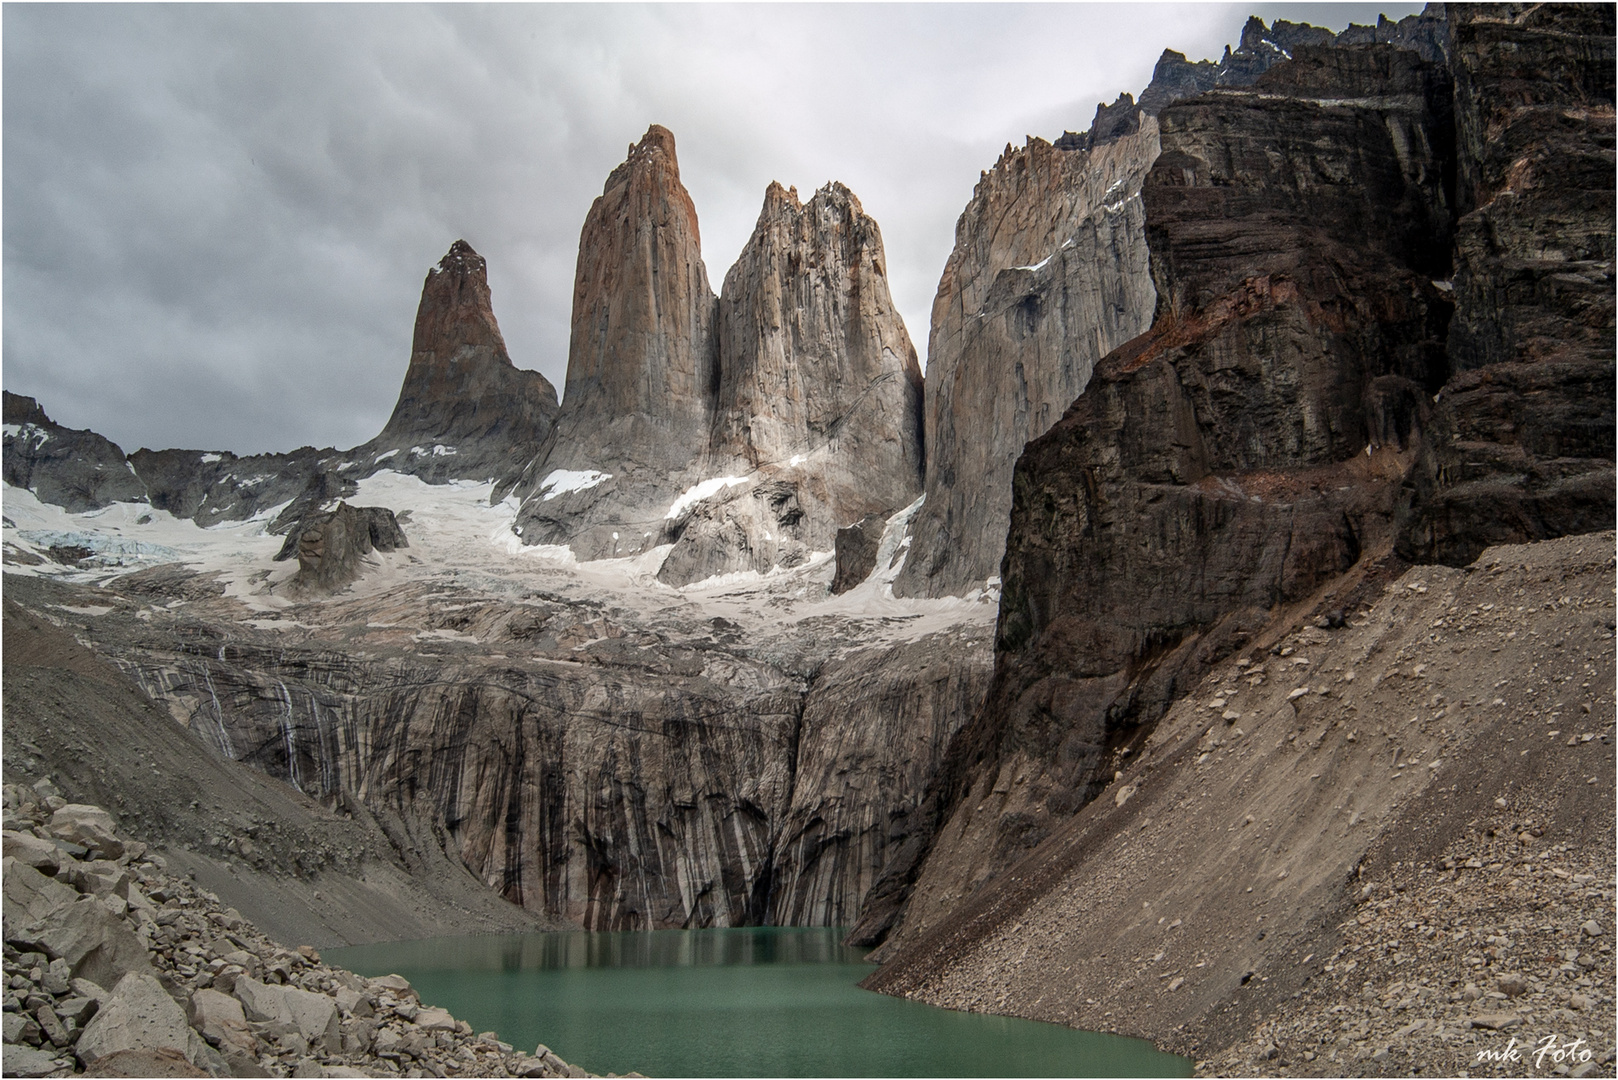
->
510, 125, 720, 559
362, 240, 558, 483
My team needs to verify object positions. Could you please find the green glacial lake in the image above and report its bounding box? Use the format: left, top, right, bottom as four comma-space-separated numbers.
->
327, 927, 1191, 1078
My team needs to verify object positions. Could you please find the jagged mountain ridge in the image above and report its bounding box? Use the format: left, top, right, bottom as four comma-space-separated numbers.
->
4, 239, 555, 542
894, 3, 1452, 600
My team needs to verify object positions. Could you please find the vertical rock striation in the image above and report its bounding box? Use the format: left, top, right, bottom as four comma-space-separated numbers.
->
360, 240, 559, 483
892, 123, 1161, 598
508, 125, 721, 560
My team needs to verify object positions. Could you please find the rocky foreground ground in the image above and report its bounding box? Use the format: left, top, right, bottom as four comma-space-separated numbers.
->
1203, 820, 1615, 1077
2, 782, 610, 1079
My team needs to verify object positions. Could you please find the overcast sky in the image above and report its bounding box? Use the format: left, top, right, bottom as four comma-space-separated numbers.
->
4, 2, 1423, 456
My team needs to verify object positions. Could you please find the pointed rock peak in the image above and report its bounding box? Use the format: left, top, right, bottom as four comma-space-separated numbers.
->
431, 239, 485, 276
620, 124, 681, 179
809, 181, 860, 214
764, 180, 800, 210
412, 241, 506, 359
1240, 15, 1269, 52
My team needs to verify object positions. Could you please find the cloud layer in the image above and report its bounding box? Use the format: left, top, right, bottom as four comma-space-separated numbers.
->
4, 3, 1420, 455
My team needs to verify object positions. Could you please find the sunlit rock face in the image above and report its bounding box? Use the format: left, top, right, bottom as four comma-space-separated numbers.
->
506, 125, 722, 562
892, 124, 1160, 600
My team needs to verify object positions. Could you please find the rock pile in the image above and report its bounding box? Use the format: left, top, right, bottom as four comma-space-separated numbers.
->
1201, 818, 1616, 1077
1, 782, 600, 1079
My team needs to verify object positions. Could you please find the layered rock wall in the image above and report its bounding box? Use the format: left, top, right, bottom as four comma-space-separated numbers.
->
61, 576, 992, 932
893, 12, 1445, 600
862, 39, 1460, 948
1400, 2, 1616, 565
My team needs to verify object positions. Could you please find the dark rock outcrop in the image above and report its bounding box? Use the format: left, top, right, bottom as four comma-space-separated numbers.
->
864, 39, 1461, 948
359, 240, 559, 483
1399, 2, 1616, 565
277, 502, 407, 595
899, 8, 1452, 600
2, 393, 147, 513
830, 513, 887, 595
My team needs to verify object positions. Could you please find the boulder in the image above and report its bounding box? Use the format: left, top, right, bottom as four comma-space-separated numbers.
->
231, 977, 340, 1052
415, 1005, 457, 1031
2, 830, 60, 875
63, 858, 130, 899
75, 971, 205, 1070
188, 987, 255, 1055
82, 1047, 209, 1077
279, 502, 407, 595
2, 857, 77, 927
15, 894, 153, 989
46, 804, 124, 860
1, 1044, 69, 1079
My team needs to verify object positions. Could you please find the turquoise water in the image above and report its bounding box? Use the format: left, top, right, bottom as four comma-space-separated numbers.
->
328, 928, 1191, 1078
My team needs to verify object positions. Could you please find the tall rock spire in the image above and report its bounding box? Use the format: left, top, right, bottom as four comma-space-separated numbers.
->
365, 239, 558, 482
511, 125, 720, 559
713, 180, 923, 511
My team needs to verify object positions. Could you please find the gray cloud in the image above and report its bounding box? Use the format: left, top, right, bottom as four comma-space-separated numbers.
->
4, 2, 1421, 455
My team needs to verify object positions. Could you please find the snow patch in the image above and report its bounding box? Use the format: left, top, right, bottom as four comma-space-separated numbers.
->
666, 477, 748, 519
374, 449, 401, 463
538, 469, 612, 501
200, 453, 223, 464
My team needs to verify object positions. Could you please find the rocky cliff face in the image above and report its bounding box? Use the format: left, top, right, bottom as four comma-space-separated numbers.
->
2, 394, 147, 513
654, 182, 925, 587
867, 3, 1612, 983
1400, 2, 1616, 566
16, 555, 994, 933
864, 38, 1460, 947
892, 125, 1161, 599
359, 240, 559, 484
893, 13, 1448, 601
507, 128, 926, 585
507, 126, 720, 561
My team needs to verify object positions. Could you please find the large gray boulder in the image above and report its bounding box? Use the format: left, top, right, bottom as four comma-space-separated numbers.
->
74, 971, 207, 1071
